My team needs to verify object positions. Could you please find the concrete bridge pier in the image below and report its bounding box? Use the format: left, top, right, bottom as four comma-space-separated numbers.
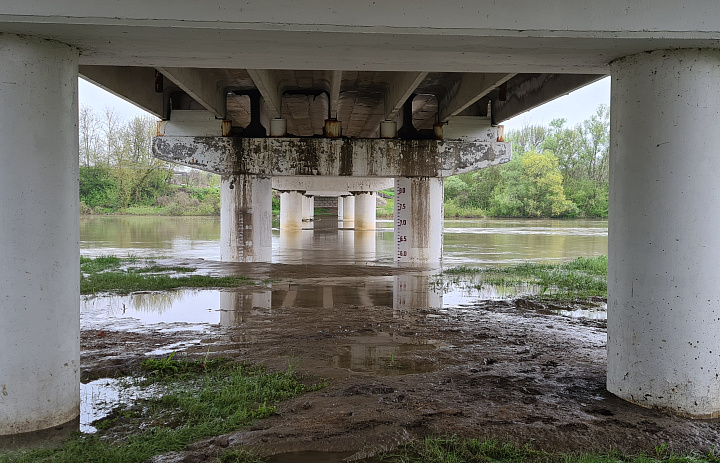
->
220, 175, 272, 262
337, 196, 344, 221
279, 191, 304, 230
0, 34, 80, 435
354, 192, 377, 230
394, 177, 444, 264
302, 195, 314, 222
608, 48, 720, 418
342, 195, 355, 225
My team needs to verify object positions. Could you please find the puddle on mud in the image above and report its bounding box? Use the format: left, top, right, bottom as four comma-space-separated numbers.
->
81, 272, 606, 333
332, 332, 442, 375
80, 378, 159, 433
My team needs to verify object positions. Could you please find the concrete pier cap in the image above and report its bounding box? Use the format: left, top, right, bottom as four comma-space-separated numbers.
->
608, 47, 720, 418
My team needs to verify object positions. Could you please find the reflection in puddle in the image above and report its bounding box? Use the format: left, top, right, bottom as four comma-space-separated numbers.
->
551, 307, 607, 320
80, 378, 159, 433
82, 272, 606, 332
82, 290, 223, 327
332, 332, 441, 375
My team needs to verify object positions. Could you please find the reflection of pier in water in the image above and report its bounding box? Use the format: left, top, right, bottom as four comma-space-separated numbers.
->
275, 225, 380, 265
219, 274, 442, 326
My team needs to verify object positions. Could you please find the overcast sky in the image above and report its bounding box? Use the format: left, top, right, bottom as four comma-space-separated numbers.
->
79, 76, 611, 131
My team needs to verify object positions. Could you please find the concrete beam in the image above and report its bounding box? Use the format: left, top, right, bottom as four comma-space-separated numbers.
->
156, 67, 227, 118
330, 70, 342, 119
79, 66, 163, 118
157, 110, 229, 137
272, 176, 393, 192
385, 72, 428, 120
439, 73, 514, 122
492, 73, 605, 123
247, 69, 282, 119
153, 137, 510, 178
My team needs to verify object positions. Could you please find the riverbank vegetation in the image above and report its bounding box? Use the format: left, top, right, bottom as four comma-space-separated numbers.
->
0, 356, 323, 463
443, 105, 609, 218
437, 255, 608, 302
79, 105, 608, 219
80, 255, 253, 294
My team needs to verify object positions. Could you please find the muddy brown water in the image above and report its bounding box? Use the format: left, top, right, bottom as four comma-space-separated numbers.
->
76, 215, 720, 461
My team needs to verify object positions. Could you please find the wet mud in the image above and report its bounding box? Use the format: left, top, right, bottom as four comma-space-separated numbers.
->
78, 263, 720, 462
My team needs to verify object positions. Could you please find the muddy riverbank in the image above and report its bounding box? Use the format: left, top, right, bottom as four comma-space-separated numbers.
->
78, 265, 719, 462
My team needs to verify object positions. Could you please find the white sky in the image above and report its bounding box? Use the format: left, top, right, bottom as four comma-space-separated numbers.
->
79, 76, 611, 131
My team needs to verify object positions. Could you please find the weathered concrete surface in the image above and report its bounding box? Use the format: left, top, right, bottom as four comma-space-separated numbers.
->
395, 177, 444, 264
353, 192, 377, 231
3, 2, 720, 72
152, 137, 510, 177
280, 191, 304, 230
0, 34, 80, 435
220, 175, 272, 262
608, 48, 720, 418
272, 176, 394, 192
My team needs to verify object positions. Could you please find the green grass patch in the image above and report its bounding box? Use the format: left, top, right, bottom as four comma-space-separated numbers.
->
80, 255, 252, 295
382, 436, 720, 463
439, 256, 608, 301
444, 201, 486, 218
377, 197, 395, 219
0, 356, 324, 463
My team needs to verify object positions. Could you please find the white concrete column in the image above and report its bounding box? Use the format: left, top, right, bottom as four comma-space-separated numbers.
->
302, 195, 314, 222
608, 48, 720, 418
280, 191, 304, 230
342, 195, 355, 224
337, 196, 344, 222
0, 34, 80, 435
394, 177, 444, 264
220, 175, 272, 262
354, 192, 377, 230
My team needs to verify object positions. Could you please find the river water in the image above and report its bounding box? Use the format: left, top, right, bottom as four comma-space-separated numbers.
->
80, 215, 608, 266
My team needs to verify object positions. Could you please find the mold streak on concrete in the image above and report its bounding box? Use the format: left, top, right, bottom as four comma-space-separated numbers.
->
153, 137, 511, 178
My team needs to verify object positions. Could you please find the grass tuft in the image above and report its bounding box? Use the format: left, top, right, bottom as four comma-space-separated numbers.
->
0, 355, 324, 463
80, 255, 252, 295
438, 256, 608, 301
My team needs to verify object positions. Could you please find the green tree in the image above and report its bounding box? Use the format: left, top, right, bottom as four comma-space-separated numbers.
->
520, 150, 578, 217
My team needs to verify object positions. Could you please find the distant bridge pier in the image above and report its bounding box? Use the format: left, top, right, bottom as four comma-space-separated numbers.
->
279, 191, 304, 231
354, 192, 377, 231
0, 34, 80, 435
342, 195, 355, 224
302, 195, 315, 222
607, 48, 720, 418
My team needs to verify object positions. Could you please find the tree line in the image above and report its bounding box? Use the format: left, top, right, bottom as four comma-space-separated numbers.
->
79, 106, 219, 215
79, 104, 609, 219
444, 105, 609, 218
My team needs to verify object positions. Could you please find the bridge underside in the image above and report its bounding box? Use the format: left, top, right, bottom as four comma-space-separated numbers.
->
2, 2, 720, 436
